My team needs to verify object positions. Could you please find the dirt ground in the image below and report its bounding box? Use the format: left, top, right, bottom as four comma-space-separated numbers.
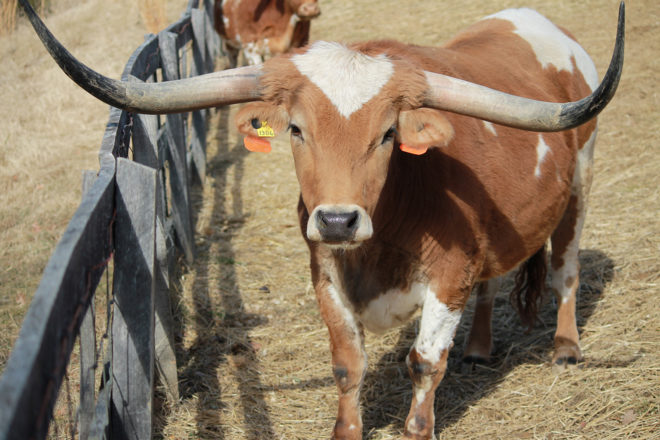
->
1, 0, 658, 439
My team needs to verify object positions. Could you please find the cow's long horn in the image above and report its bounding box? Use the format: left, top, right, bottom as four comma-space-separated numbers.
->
423, 2, 625, 132
18, 0, 261, 114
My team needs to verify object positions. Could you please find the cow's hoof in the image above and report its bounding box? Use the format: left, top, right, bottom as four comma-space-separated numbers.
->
461, 355, 489, 374
552, 345, 583, 373
402, 432, 437, 440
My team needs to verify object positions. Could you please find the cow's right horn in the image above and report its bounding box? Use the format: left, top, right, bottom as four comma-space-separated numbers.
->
18, 0, 262, 114
423, 1, 625, 132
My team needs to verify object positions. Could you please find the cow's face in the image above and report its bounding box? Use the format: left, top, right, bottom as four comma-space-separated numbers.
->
288, 0, 320, 19
236, 42, 453, 249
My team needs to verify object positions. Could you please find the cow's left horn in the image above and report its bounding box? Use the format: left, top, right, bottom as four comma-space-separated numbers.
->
423, 1, 625, 132
18, 0, 262, 114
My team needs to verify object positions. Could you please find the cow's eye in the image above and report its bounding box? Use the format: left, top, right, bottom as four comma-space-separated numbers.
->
290, 124, 303, 140
382, 127, 397, 145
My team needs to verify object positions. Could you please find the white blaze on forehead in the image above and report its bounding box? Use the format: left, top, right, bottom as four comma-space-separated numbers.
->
292, 41, 394, 118
486, 8, 599, 90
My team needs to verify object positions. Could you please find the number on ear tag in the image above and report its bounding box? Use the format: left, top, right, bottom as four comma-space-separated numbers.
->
400, 143, 428, 155
244, 135, 272, 153
257, 121, 275, 138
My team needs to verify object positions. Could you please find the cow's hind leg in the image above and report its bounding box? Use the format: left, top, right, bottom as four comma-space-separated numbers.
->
404, 287, 462, 439
549, 130, 596, 371
462, 277, 501, 370
550, 194, 584, 371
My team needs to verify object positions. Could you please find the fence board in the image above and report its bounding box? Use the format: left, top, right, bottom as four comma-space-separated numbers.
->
131, 95, 180, 402
190, 8, 208, 184
159, 31, 195, 263
0, 1, 219, 437
111, 158, 158, 440
0, 155, 115, 440
79, 170, 100, 440
88, 361, 112, 440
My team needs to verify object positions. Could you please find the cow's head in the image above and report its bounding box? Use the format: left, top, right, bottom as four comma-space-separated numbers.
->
16, 0, 624, 247
288, 0, 321, 20
235, 42, 454, 247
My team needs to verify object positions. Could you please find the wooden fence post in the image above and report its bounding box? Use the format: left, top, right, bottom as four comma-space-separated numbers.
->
132, 105, 180, 402
79, 170, 99, 440
159, 31, 195, 264
203, 0, 221, 63
190, 8, 209, 185
111, 158, 157, 440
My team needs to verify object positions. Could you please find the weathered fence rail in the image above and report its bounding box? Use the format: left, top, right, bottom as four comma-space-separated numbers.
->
0, 0, 222, 438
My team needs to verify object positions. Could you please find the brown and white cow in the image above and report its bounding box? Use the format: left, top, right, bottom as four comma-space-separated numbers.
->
20, 0, 624, 437
214, 0, 320, 66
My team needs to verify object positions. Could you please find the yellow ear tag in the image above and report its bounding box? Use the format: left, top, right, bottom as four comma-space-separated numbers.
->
256, 121, 275, 138
400, 143, 428, 155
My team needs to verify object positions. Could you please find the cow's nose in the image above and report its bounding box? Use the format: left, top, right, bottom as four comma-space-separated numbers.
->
316, 210, 359, 242
298, 3, 320, 18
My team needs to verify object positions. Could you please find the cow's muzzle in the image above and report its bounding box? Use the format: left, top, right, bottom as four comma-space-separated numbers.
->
307, 205, 372, 247
297, 3, 321, 19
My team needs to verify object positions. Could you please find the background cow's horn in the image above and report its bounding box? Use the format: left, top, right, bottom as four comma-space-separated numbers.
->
18, 0, 262, 114
423, 1, 625, 132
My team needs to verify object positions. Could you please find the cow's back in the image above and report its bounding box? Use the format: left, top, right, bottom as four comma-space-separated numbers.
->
352, 11, 600, 281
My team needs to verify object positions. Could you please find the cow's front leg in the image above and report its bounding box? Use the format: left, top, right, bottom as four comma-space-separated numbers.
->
404, 288, 462, 440
315, 281, 367, 440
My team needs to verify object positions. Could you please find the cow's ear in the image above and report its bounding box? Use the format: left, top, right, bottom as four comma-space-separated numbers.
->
235, 102, 289, 152
397, 108, 454, 155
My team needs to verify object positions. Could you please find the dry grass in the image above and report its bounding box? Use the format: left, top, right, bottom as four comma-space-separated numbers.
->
139, 0, 167, 34
161, 1, 660, 439
0, 1, 49, 36
0, 0, 184, 380
0, 0, 17, 36
1, 0, 658, 439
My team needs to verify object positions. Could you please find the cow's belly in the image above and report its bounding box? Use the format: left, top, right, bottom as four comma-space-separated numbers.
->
357, 282, 427, 334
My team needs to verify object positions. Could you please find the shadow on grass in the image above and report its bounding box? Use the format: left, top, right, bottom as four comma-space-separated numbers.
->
361, 248, 622, 437
168, 107, 275, 439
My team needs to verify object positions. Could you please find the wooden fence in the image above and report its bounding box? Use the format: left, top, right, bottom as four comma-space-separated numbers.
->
0, 0, 222, 438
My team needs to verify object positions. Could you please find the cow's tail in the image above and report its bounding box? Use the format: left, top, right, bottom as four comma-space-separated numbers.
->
510, 244, 547, 330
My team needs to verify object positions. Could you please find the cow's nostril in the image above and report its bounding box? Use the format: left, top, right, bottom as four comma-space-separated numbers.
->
346, 211, 358, 229
316, 210, 360, 242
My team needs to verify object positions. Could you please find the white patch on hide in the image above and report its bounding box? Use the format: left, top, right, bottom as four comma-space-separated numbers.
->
576, 128, 597, 187
535, 134, 551, 178
413, 288, 461, 365
243, 42, 265, 65
292, 41, 394, 118
358, 282, 426, 334
486, 8, 598, 90
483, 121, 497, 136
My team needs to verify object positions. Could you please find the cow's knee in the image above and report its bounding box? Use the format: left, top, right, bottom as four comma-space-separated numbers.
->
332, 364, 363, 394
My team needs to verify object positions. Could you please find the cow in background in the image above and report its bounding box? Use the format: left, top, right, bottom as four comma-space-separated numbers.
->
214, 0, 321, 66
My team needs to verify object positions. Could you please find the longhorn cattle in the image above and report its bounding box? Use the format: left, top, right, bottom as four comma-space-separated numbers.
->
214, 0, 320, 66
19, 0, 624, 438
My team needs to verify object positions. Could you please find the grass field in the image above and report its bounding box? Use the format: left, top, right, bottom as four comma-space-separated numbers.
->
1, 0, 658, 439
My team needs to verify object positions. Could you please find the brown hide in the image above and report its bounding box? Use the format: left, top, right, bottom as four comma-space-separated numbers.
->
237, 27, 596, 305
233, 11, 603, 439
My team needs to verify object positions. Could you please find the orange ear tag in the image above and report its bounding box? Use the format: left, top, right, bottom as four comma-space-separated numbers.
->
244, 121, 275, 153
399, 143, 428, 155
244, 135, 272, 153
